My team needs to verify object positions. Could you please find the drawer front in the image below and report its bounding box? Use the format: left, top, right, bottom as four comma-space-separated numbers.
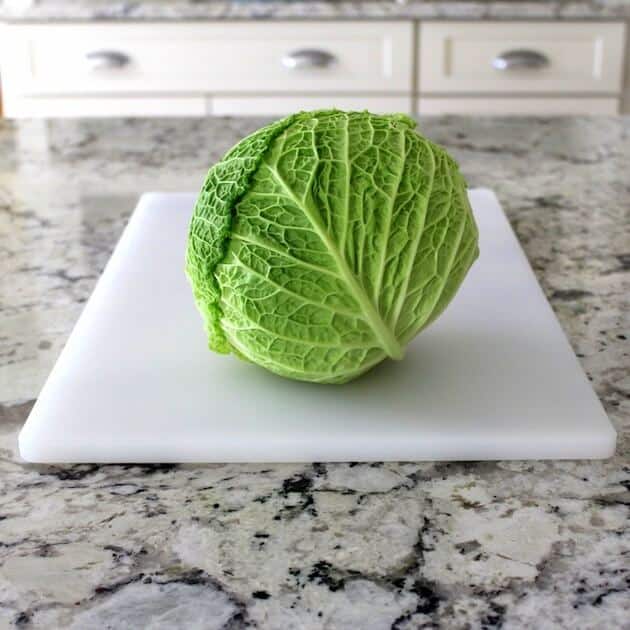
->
3, 22, 413, 96
419, 22, 625, 94
417, 97, 619, 116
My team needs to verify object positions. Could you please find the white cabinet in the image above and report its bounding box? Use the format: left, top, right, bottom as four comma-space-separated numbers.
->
210, 95, 413, 116
0, 21, 414, 117
418, 21, 626, 114
417, 96, 619, 116
0, 19, 627, 117
4, 95, 209, 117
419, 22, 625, 94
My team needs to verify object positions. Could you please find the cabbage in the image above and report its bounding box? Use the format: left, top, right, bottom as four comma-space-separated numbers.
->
186, 110, 478, 384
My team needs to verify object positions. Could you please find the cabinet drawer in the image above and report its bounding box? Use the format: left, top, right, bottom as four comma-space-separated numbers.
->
419, 22, 625, 94
2, 22, 413, 96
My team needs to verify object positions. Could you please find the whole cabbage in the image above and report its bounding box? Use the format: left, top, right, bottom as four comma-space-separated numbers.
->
186, 110, 479, 384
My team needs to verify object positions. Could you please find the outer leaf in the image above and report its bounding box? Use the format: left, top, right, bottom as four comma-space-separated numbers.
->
187, 111, 479, 383
186, 114, 298, 353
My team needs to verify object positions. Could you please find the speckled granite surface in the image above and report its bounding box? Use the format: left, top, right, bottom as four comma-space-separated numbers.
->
2, 0, 630, 21
0, 116, 628, 628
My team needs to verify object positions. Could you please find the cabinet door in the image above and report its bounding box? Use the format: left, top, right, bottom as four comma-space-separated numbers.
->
2, 21, 413, 96
419, 22, 625, 94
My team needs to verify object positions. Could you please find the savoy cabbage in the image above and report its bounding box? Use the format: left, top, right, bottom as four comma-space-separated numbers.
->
186, 110, 479, 383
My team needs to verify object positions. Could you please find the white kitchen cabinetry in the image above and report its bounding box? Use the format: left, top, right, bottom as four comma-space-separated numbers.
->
0, 20, 627, 117
0, 21, 413, 117
209, 96, 413, 116
418, 21, 626, 115
417, 97, 619, 115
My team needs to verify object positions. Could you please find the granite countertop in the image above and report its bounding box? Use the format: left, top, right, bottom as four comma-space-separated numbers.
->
1, 115, 629, 628
2, 0, 630, 22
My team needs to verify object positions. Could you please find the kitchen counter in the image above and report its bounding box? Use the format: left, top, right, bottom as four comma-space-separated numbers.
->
2, 0, 630, 21
0, 116, 628, 628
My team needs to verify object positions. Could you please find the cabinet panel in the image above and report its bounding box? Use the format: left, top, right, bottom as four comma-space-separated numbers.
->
417, 97, 619, 115
210, 95, 412, 116
4, 94, 414, 119
419, 22, 625, 94
2, 95, 207, 118
2, 22, 413, 96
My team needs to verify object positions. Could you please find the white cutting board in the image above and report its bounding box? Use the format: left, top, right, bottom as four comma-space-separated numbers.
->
19, 190, 616, 463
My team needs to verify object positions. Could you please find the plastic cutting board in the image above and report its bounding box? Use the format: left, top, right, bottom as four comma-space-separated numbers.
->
19, 190, 616, 462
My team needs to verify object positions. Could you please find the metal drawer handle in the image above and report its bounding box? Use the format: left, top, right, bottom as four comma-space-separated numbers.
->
281, 49, 336, 70
85, 50, 130, 71
492, 50, 549, 71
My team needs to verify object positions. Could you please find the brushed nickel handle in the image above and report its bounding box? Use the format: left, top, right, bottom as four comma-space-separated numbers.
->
281, 49, 336, 70
492, 49, 549, 71
85, 50, 130, 71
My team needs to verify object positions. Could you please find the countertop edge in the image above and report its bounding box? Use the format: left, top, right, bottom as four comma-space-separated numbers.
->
2, 1, 630, 23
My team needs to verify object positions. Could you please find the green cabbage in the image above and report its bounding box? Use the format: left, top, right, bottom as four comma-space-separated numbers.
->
186, 110, 478, 384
